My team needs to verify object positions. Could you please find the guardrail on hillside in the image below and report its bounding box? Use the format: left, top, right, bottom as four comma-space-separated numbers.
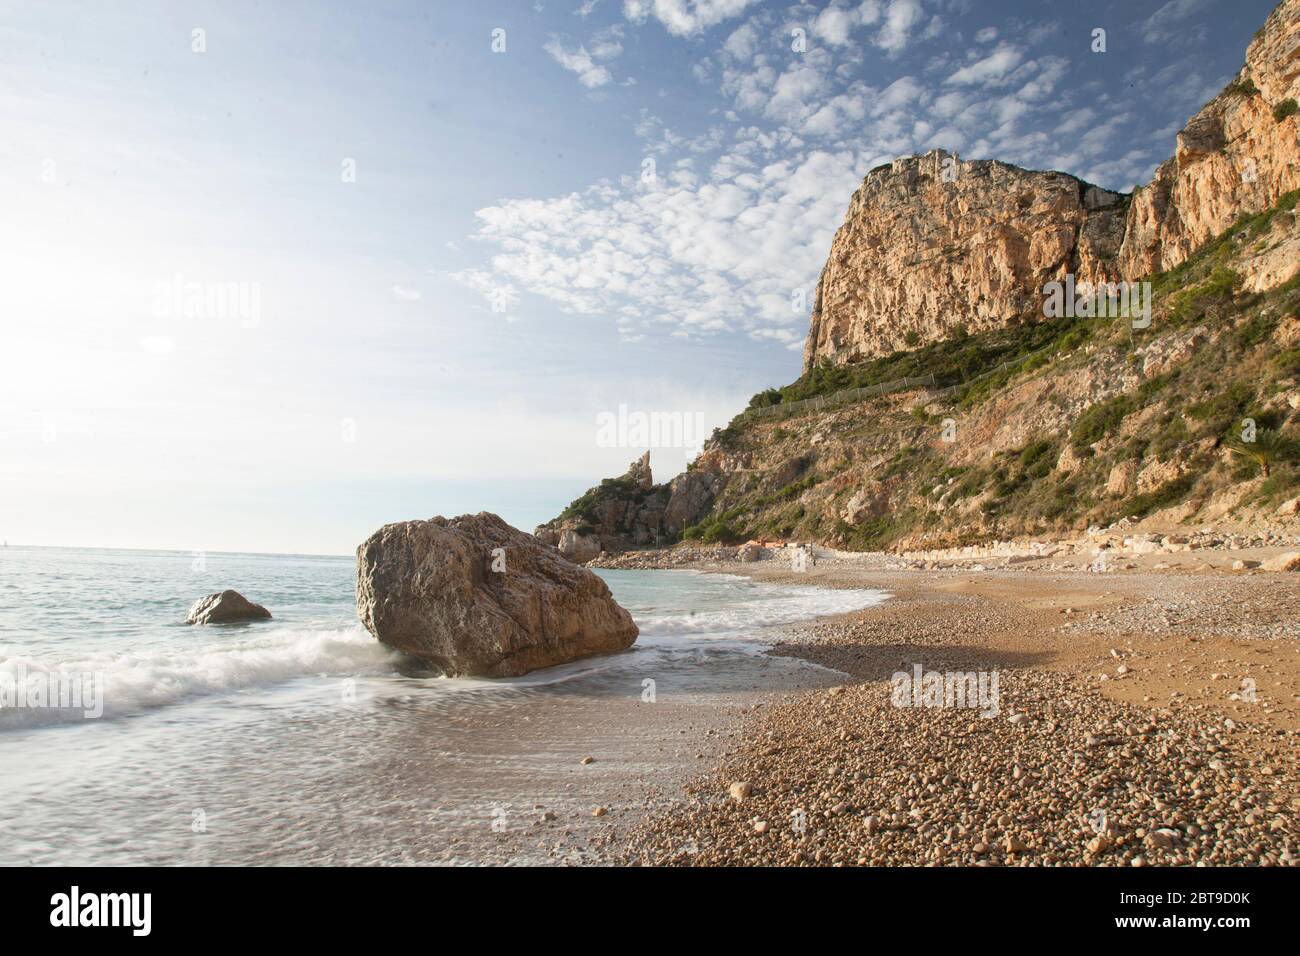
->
738, 335, 1066, 423
740, 373, 941, 421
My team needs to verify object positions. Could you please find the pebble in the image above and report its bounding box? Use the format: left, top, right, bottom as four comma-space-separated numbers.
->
728, 781, 752, 802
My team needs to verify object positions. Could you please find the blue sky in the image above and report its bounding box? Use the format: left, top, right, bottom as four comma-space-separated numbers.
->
0, 0, 1277, 554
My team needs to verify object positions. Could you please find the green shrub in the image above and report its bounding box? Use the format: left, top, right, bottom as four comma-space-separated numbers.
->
1018, 439, 1054, 469
1273, 98, 1298, 122
1071, 394, 1136, 451
1119, 474, 1198, 519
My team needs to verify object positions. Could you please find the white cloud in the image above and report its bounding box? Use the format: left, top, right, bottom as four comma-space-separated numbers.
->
457, 141, 871, 344
460, 0, 1152, 356
875, 0, 924, 54
1140, 0, 1212, 45
544, 38, 614, 87
811, 1, 882, 47
391, 285, 422, 301
945, 44, 1023, 86
623, 0, 764, 37
721, 21, 760, 60
589, 25, 626, 60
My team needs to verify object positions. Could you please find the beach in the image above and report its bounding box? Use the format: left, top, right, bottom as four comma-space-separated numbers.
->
2, 544, 1296, 866
622, 554, 1300, 866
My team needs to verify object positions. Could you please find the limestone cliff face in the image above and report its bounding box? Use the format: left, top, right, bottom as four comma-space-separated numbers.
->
803, 153, 1128, 370
1119, 0, 1300, 277
804, 0, 1300, 371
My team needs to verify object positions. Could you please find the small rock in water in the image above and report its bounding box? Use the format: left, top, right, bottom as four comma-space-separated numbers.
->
580, 756, 595, 765
186, 589, 272, 625
592, 806, 608, 818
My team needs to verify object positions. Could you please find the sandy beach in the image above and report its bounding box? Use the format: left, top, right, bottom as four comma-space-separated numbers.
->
620, 555, 1300, 866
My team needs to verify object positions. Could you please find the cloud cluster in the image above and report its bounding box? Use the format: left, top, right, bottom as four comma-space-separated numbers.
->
623, 0, 763, 37
477, 0, 1183, 350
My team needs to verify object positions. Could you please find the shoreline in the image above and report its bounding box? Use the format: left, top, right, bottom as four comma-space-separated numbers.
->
617, 556, 1299, 866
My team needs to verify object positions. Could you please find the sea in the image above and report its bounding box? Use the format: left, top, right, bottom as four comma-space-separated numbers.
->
0, 545, 885, 865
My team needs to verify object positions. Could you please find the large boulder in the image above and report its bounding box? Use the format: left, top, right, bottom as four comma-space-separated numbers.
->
356, 512, 638, 677
1262, 552, 1300, 572
186, 590, 272, 625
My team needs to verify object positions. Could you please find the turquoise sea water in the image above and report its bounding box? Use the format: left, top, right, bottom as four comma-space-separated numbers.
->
0, 545, 885, 864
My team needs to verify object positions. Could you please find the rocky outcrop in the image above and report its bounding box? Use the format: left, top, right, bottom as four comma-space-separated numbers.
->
357, 512, 638, 678
803, 151, 1128, 369
624, 451, 654, 491
664, 468, 725, 532
537, 451, 718, 553
804, 0, 1300, 370
186, 590, 272, 625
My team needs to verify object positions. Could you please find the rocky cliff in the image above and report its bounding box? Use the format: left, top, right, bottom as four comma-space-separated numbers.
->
1120, 0, 1300, 280
803, 155, 1128, 369
805, 0, 1300, 370
541, 0, 1300, 557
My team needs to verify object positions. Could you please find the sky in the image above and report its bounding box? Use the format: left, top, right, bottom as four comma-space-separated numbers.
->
0, 0, 1279, 555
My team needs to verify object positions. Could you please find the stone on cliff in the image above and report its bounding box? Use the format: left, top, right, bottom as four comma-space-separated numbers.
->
1106, 461, 1138, 497
186, 590, 272, 625
356, 512, 638, 677
624, 451, 654, 491
558, 528, 602, 563
534, 452, 673, 554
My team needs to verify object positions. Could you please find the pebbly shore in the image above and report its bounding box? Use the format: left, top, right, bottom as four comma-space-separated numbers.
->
614, 554, 1299, 866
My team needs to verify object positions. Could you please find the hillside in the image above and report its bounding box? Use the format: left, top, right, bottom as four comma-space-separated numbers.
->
541, 0, 1300, 559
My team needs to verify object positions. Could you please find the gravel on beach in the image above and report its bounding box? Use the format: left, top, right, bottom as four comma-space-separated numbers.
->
621, 562, 1300, 866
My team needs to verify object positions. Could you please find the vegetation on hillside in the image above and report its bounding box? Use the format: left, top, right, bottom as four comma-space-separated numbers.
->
696, 189, 1300, 551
